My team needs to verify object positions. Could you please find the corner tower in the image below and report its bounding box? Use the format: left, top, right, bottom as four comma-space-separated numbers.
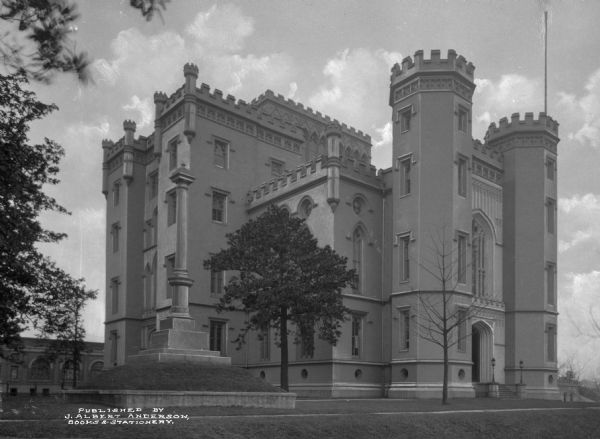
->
486, 112, 559, 399
387, 50, 477, 398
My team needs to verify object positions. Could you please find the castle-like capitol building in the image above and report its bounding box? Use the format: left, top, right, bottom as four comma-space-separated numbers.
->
102, 49, 559, 399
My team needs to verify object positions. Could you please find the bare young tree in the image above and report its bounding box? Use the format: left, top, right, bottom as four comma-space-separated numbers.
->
414, 226, 482, 405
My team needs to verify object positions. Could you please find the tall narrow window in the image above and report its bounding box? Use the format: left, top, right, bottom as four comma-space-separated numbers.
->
399, 308, 410, 351
547, 198, 555, 234
270, 159, 284, 177
298, 325, 314, 359
472, 222, 485, 296
259, 327, 270, 361
111, 278, 120, 314
546, 263, 555, 306
351, 315, 362, 358
113, 181, 120, 206
109, 331, 118, 365
547, 325, 556, 362
458, 108, 468, 132
144, 263, 153, 311
10, 365, 18, 380
214, 139, 228, 168
399, 108, 411, 132
209, 320, 226, 354
111, 223, 120, 252
457, 234, 467, 284
399, 235, 410, 282
458, 157, 467, 197
165, 254, 175, 299
212, 191, 227, 223
167, 191, 177, 226
400, 158, 411, 196
352, 228, 364, 294
457, 309, 467, 352
210, 270, 224, 296
546, 158, 555, 181
149, 172, 158, 199
168, 137, 178, 170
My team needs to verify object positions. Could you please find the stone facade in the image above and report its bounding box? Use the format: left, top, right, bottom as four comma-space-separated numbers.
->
102, 49, 560, 399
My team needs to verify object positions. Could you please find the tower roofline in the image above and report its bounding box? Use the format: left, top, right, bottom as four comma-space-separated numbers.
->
390, 49, 475, 85
485, 112, 559, 144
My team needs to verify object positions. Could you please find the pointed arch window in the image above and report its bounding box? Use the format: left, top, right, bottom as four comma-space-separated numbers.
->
352, 227, 365, 294
472, 218, 493, 297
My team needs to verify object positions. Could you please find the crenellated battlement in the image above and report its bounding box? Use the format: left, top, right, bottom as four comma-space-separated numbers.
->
390, 49, 475, 84
251, 89, 371, 143
485, 112, 559, 143
247, 157, 328, 208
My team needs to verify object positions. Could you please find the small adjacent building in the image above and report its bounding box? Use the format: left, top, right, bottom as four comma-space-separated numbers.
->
102, 49, 560, 399
0, 338, 104, 395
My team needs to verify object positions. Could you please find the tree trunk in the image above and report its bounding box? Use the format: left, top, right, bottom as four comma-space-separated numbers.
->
442, 288, 448, 405
280, 307, 289, 391
443, 343, 449, 404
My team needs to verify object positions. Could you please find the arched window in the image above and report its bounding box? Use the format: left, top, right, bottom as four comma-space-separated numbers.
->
63, 360, 80, 384
30, 358, 50, 380
472, 217, 493, 297
89, 361, 104, 379
352, 227, 365, 294
352, 197, 364, 215
298, 198, 313, 219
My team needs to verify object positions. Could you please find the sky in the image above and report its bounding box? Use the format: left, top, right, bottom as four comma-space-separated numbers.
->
19, 0, 600, 379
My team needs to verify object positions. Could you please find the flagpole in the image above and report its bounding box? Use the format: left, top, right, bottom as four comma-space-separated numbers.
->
544, 10, 548, 114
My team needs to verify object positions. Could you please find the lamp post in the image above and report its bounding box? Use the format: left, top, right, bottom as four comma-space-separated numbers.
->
519, 360, 524, 385
491, 357, 496, 384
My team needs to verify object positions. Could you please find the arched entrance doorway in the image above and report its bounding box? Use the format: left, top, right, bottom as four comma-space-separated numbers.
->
471, 321, 493, 383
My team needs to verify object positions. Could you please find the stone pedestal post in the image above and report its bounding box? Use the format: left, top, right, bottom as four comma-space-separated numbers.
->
128, 165, 230, 366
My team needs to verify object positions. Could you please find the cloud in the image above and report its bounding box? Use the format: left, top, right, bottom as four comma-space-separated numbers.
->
473, 74, 542, 139
185, 4, 253, 52
559, 270, 600, 378
309, 48, 402, 134
123, 95, 153, 129
559, 193, 600, 214
91, 4, 294, 106
373, 122, 392, 148
556, 69, 600, 148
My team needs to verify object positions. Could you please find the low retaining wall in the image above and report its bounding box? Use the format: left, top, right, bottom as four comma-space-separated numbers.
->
64, 390, 296, 409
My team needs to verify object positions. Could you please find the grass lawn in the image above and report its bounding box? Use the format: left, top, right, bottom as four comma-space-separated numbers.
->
1, 396, 600, 438
78, 362, 279, 392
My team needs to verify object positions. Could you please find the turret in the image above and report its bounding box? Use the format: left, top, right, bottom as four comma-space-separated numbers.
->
122, 120, 136, 181
153, 91, 167, 157
488, 111, 559, 398
183, 63, 198, 142
101, 139, 114, 196
325, 123, 342, 211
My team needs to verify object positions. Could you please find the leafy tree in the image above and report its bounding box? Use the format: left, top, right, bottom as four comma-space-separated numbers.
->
0, 0, 169, 82
0, 72, 94, 352
35, 274, 97, 388
414, 227, 481, 404
204, 205, 354, 391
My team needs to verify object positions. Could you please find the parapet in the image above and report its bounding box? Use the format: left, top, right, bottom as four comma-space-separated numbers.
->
251, 89, 372, 144
485, 112, 559, 143
390, 49, 475, 84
